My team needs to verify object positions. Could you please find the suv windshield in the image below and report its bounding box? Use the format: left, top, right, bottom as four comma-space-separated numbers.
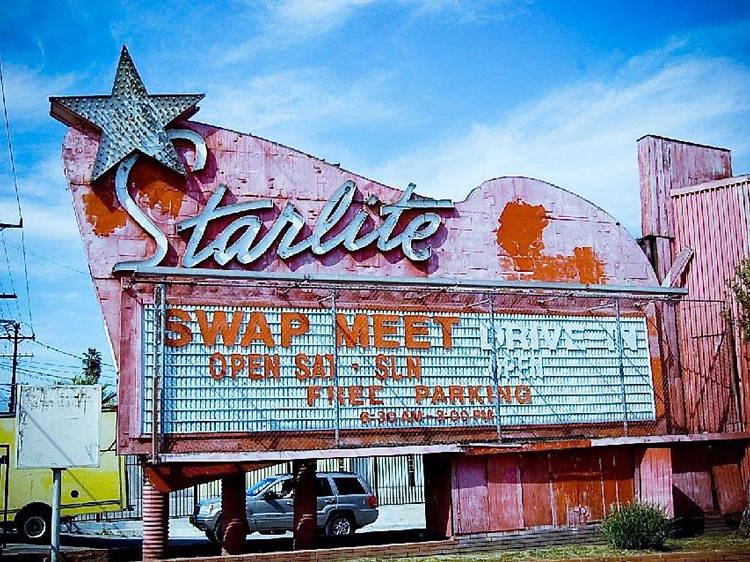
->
247, 477, 275, 496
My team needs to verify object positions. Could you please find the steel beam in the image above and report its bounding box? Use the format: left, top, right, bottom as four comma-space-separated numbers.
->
122, 266, 688, 297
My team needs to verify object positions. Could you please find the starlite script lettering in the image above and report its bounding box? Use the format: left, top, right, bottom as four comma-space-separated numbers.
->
175, 181, 454, 267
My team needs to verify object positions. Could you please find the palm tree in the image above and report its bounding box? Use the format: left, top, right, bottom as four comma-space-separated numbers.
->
73, 348, 116, 406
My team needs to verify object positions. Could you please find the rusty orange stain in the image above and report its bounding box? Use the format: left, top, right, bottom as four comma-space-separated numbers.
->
131, 161, 185, 218
571, 246, 606, 285
82, 189, 128, 236
496, 199, 606, 284
496, 200, 547, 271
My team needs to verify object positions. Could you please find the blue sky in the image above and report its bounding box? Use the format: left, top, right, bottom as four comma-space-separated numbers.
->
0, 0, 749, 400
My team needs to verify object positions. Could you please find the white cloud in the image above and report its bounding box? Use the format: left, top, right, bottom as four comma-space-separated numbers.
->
401, 0, 524, 23
0, 63, 79, 125
368, 53, 750, 236
0, 197, 79, 241
220, 0, 515, 63
272, 0, 376, 31
219, 0, 378, 64
201, 68, 396, 149
0, 152, 69, 200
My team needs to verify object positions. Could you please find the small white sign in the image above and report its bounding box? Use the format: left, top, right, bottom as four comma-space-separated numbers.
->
16, 385, 101, 469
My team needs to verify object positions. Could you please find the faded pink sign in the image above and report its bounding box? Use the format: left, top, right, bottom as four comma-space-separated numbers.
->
62, 121, 656, 341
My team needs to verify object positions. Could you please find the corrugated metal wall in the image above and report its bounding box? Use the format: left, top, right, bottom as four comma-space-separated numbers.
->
671, 176, 750, 434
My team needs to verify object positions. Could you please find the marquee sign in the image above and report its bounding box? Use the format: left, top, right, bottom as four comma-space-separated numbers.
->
142, 306, 656, 434
52, 47, 668, 455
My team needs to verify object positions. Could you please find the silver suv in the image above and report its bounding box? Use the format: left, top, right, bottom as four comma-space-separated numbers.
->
190, 472, 378, 543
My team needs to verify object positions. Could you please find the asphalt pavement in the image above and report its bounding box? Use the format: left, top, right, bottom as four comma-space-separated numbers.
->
0, 503, 428, 561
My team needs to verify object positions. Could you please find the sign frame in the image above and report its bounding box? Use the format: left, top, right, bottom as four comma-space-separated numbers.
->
16, 385, 102, 470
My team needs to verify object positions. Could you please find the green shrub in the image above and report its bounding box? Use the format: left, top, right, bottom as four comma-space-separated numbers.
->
600, 502, 671, 550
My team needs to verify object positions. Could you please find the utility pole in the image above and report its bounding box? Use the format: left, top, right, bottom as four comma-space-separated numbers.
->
9, 322, 19, 414
0, 320, 34, 414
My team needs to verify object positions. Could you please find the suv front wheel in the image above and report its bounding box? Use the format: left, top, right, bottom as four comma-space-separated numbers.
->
325, 513, 354, 536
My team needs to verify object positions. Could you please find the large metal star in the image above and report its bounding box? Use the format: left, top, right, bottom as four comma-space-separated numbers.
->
50, 46, 204, 181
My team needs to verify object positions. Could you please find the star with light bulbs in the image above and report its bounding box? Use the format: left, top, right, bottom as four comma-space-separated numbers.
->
50, 46, 204, 182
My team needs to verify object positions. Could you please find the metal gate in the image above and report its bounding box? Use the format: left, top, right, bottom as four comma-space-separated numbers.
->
76, 453, 425, 521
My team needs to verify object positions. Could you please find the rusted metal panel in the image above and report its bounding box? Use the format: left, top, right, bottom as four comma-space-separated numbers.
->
712, 462, 746, 515
672, 446, 714, 517
424, 453, 453, 538
600, 446, 635, 511
638, 135, 732, 247
635, 447, 673, 516
453, 447, 643, 532
454, 456, 489, 533
520, 452, 553, 527
637, 137, 735, 439
671, 177, 748, 435
708, 444, 747, 515
549, 450, 604, 526
487, 453, 523, 531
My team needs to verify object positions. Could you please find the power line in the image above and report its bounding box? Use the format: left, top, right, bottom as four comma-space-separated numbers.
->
18, 232, 32, 332
0, 54, 33, 333
0, 363, 74, 382
0, 358, 108, 381
0, 363, 117, 387
12, 362, 118, 382
0, 271, 11, 319
5, 240, 88, 275
0, 55, 20, 222
32, 339, 117, 369
18, 358, 117, 376
0, 232, 21, 321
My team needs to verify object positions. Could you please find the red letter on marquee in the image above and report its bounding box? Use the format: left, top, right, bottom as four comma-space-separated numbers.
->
281, 312, 310, 347
196, 310, 244, 347
240, 311, 275, 347
307, 385, 322, 406
337, 313, 369, 348
209, 352, 226, 381
166, 308, 193, 347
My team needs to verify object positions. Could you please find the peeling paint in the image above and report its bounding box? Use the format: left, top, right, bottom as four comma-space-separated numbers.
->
131, 163, 186, 218
496, 199, 548, 271
82, 188, 128, 237
496, 199, 605, 284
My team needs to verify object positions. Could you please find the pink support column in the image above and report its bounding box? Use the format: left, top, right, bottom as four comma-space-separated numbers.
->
221, 473, 249, 555
142, 477, 169, 560
423, 453, 454, 538
293, 459, 317, 550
